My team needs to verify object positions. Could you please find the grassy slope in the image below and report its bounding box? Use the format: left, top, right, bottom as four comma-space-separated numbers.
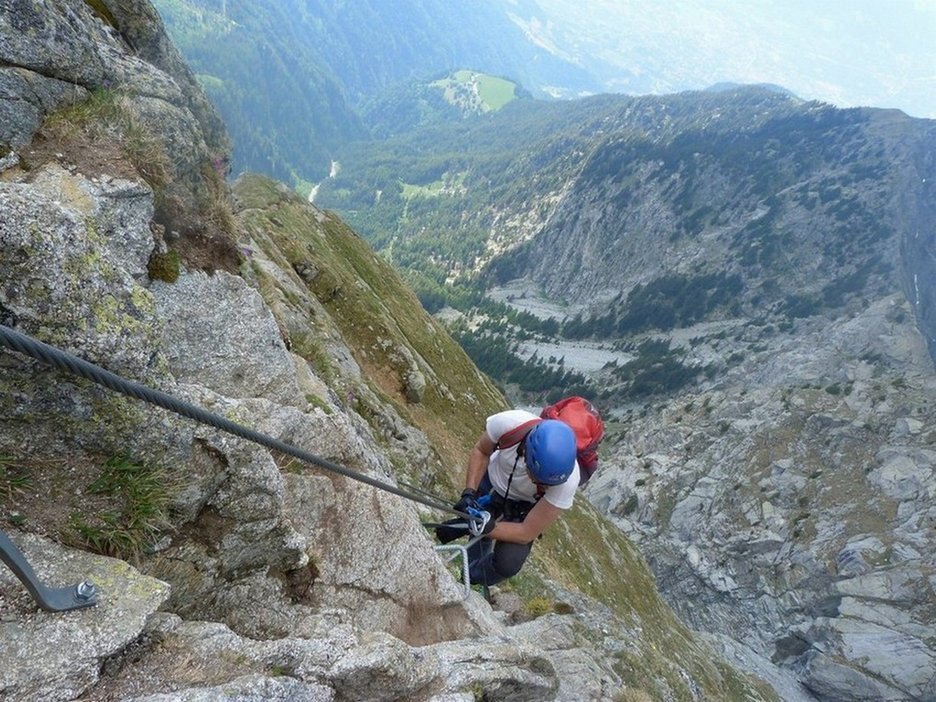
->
232, 173, 504, 472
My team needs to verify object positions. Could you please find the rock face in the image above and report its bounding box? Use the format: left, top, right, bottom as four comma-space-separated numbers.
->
0, 532, 170, 702
512, 94, 936, 362
0, 158, 475, 685
586, 294, 936, 699
0, 0, 238, 275
0, 2, 778, 701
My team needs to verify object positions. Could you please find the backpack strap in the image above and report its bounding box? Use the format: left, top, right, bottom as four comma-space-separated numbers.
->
495, 418, 543, 507
494, 417, 542, 451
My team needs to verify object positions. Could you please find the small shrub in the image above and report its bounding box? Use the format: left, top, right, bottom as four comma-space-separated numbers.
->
147, 249, 181, 283
524, 595, 554, 618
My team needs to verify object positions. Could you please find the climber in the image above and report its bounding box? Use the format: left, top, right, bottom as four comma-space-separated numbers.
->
437, 410, 578, 586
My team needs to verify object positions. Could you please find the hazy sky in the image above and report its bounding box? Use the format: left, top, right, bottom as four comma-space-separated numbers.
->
529, 0, 936, 118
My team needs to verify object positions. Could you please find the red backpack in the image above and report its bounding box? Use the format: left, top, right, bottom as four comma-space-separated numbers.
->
496, 396, 605, 486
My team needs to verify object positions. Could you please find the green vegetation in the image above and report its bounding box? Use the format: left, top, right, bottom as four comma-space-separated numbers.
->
67, 455, 174, 560
611, 340, 710, 400
562, 273, 744, 339
147, 249, 181, 283
473, 73, 517, 110
153, 0, 548, 180
0, 455, 32, 501
41, 88, 172, 192
431, 70, 518, 112
154, 0, 366, 182
452, 325, 591, 398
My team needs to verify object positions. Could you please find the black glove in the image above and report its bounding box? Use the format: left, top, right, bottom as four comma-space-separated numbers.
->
453, 488, 479, 514
435, 518, 469, 543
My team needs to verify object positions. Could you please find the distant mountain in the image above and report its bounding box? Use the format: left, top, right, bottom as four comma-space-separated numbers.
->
316, 86, 936, 393
153, 0, 596, 182
522, 0, 936, 119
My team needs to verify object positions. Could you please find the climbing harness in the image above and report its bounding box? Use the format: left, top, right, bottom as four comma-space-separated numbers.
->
0, 324, 485, 605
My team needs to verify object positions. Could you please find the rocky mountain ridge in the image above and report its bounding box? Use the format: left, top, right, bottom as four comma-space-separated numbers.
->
0, 2, 775, 700
465, 91, 936, 700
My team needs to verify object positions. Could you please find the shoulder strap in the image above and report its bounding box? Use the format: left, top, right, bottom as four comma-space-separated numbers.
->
494, 417, 542, 450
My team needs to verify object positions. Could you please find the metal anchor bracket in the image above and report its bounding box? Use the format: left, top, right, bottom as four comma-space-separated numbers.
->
0, 528, 98, 612
433, 543, 472, 599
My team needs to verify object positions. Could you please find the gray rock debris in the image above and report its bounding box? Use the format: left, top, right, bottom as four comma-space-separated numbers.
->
590, 293, 936, 700
95, 604, 621, 702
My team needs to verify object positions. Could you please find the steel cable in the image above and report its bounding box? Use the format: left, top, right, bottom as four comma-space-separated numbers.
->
0, 324, 464, 517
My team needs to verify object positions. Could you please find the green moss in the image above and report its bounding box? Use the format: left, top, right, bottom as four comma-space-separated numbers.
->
524, 595, 554, 618
305, 393, 332, 414
147, 249, 181, 283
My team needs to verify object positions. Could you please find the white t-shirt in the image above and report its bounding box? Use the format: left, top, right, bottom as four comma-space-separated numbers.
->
485, 409, 579, 509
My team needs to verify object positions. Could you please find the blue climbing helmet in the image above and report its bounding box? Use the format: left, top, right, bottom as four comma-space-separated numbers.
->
524, 419, 577, 485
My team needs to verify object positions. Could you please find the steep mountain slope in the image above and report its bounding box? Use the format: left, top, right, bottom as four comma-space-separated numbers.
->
317, 93, 632, 276
501, 94, 933, 314
317, 85, 936, 699
152, 0, 367, 184
476, 97, 936, 698
0, 2, 778, 700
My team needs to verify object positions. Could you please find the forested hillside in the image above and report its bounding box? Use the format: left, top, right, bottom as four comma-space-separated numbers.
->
313, 87, 936, 411
153, 0, 593, 182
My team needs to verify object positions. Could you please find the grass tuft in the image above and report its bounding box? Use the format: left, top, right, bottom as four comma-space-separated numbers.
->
0, 455, 33, 501
67, 454, 174, 560
41, 88, 172, 191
